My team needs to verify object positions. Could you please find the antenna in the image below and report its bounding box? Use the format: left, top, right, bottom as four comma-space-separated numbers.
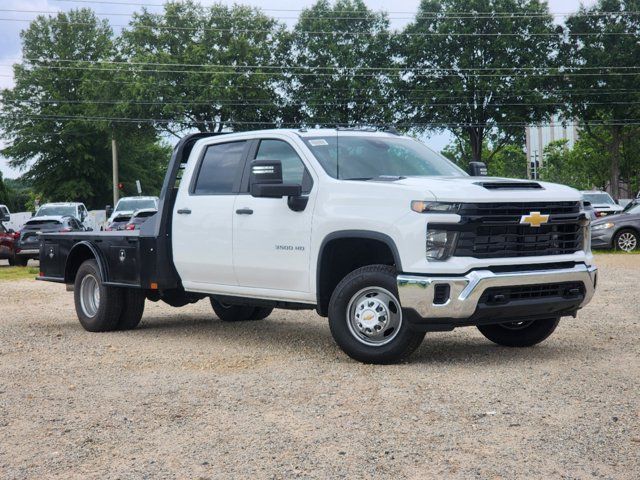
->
336, 126, 340, 179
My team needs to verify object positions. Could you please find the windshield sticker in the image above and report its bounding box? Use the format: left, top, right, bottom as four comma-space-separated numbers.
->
309, 139, 329, 146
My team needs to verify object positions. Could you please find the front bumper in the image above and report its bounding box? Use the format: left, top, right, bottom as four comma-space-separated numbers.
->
16, 247, 39, 257
397, 263, 597, 331
591, 229, 614, 249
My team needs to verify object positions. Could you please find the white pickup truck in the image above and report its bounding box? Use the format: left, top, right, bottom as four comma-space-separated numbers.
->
37, 129, 597, 363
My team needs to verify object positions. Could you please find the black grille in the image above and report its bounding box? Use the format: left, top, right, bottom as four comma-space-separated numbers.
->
480, 282, 585, 305
448, 202, 584, 258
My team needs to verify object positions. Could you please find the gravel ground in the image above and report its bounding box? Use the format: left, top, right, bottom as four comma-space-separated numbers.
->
0, 255, 638, 479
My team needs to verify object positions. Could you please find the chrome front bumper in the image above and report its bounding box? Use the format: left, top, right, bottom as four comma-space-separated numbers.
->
397, 264, 597, 320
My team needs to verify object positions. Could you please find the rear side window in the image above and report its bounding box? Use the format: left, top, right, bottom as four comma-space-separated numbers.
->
193, 141, 247, 195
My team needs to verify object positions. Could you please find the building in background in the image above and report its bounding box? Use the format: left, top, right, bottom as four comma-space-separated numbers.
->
525, 115, 579, 179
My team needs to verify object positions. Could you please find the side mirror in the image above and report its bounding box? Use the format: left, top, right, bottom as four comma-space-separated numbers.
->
468, 161, 488, 176
105, 205, 113, 217
249, 160, 301, 198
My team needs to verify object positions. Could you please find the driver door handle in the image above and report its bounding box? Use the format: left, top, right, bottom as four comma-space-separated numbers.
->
236, 208, 254, 215
177, 208, 191, 215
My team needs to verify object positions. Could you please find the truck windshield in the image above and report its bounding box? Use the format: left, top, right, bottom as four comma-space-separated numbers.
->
303, 135, 466, 179
115, 199, 156, 212
582, 193, 615, 205
36, 205, 76, 217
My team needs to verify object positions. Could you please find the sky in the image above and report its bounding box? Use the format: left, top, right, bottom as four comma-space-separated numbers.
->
0, 0, 597, 178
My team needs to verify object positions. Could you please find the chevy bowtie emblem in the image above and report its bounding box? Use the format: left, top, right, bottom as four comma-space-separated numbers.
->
520, 211, 550, 227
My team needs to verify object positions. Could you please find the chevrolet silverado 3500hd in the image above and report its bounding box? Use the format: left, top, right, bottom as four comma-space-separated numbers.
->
37, 129, 597, 363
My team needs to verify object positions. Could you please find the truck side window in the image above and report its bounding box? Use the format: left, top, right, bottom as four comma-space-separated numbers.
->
194, 141, 247, 195
255, 140, 313, 194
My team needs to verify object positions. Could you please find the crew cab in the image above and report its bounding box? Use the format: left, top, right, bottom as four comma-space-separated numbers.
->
37, 129, 597, 363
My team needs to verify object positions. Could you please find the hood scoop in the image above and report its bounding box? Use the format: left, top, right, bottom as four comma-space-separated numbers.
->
475, 181, 543, 190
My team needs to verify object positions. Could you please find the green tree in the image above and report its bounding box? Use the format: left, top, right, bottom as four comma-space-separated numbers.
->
285, 0, 395, 126
562, 0, 640, 198
0, 9, 168, 208
442, 140, 527, 178
120, 0, 286, 134
401, 0, 559, 163
0, 171, 10, 207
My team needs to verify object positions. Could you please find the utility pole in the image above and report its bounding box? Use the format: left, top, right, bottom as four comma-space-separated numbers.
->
111, 128, 119, 206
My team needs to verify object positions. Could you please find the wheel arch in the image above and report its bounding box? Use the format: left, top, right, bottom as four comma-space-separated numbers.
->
64, 241, 108, 284
316, 230, 402, 317
612, 225, 640, 249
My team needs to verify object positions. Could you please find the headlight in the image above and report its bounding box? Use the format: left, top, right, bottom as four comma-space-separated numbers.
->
411, 201, 460, 214
426, 229, 458, 260
592, 222, 614, 231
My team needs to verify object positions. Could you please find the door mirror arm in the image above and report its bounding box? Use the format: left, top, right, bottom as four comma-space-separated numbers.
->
287, 195, 309, 212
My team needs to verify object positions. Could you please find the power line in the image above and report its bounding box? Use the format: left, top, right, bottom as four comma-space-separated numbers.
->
4, 63, 640, 78
46, 0, 640, 18
3, 17, 640, 37
5, 98, 640, 108
10, 112, 640, 128
10, 58, 640, 72
6, 6, 640, 20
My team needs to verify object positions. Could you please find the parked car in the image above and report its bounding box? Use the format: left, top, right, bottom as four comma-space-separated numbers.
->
105, 212, 133, 231
583, 201, 597, 221
106, 196, 159, 225
15, 216, 86, 266
0, 221, 19, 266
34, 202, 93, 230
580, 191, 624, 217
38, 129, 597, 364
123, 208, 157, 231
0, 204, 10, 222
591, 202, 640, 252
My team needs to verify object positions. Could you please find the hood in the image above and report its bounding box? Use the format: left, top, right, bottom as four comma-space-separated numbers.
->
592, 210, 639, 225
390, 176, 581, 203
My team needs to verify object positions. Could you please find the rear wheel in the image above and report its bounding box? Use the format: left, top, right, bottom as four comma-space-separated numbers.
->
614, 229, 638, 252
74, 259, 123, 332
210, 298, 270, 322
117, 288, 146, 330
328, 265, 425, 364
14, 256, 28, 267
477, 318, 560, 347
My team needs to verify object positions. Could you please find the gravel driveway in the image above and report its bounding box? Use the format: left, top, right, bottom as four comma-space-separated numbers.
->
0, 255, 638, 479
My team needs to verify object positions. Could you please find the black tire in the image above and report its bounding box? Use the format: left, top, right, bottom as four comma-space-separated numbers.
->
117, 288, 146, 330
74, 259, 123, 332
328, 265, 425, 364
210, 298, 263, 322
613, 228, 639, 252
477, 318, 560, 347
249, 306, 273, 320
14, 256, 28, 267
8, 255, 15, 266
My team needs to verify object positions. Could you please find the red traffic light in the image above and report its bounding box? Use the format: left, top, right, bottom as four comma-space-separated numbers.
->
118, 182, 124, 190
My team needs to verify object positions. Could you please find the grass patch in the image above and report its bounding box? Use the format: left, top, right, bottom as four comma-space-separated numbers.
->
0, 266, 40, 281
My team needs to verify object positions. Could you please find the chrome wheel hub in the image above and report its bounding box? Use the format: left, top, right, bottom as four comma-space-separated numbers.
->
617, 232, 637, 251
80, 274, 100, 318
347, 287, 402, 346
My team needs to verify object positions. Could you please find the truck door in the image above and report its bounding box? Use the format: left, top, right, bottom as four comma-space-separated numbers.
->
233, 138, 316, 293
172, 140, 249, 289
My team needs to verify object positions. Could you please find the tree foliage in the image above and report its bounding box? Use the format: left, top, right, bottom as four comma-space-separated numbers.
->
561, 0, 640, 198
401, 0, 559, 162
285, 0, 396, 126
0, 9, 169, 208
121, 0, 286, 134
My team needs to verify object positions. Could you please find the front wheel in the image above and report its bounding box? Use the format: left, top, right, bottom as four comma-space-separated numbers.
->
328, 265, 425, 364
614, 229, 638, 252
477, 318, 560, 347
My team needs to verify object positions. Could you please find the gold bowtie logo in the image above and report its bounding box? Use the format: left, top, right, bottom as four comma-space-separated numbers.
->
520, 211, 550, 227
